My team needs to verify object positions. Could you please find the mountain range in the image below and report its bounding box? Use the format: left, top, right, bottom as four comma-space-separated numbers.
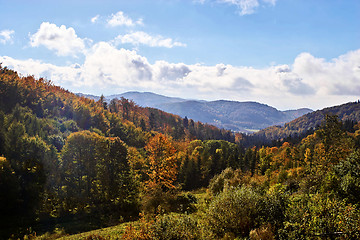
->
78, 91, 313, 132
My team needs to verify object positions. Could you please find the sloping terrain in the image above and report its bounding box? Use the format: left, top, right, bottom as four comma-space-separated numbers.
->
105, 92, 312, 132
255, 101, 360, 141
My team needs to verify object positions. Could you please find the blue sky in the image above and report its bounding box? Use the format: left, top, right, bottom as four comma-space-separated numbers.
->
0, 0, 359, 110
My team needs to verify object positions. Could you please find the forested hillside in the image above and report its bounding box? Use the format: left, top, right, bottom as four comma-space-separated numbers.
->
2, 65, 360, 239
254, 101, 360, 144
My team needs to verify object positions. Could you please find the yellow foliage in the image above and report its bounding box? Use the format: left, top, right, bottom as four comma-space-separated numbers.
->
145, 133, 178, 191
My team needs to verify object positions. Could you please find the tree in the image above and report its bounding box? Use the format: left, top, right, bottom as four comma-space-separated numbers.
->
183, 116, 189, 129
316, 114, 354, 166
60, 131, 139, 218
108, 98, 119, 113
61, 130, 101, 209
331, 150, 360, 204
145, 133, 178, 191
97, 94, 107, 110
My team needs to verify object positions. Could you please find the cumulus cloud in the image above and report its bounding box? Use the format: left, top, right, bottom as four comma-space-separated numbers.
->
292, 50, 360, 96
29, 22, 88, 57
1, 45, 360, 110
107, 11, 143, 27
113, 31, 186, 48
0, 29, 15, 44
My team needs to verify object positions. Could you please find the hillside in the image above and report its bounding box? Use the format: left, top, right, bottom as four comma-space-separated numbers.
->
95, 91, 312, 132
255, 100, 360, 142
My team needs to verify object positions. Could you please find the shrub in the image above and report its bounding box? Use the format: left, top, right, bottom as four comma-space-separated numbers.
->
279, 193, 360, 239
202, 186, 287, 239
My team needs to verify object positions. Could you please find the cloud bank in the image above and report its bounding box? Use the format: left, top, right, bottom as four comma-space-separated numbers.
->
1, 20, 359, 110
2, 39, 359, 110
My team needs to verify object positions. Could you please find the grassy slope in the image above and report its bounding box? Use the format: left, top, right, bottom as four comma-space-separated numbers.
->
35, 190, 209, 240
34, 222, 130, 240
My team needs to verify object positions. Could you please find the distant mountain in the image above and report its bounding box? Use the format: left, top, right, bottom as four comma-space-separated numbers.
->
255, 101, 360, 141
104, 91, 312, 132
76, 93, 101, 101
156, 100, 312, 132
108, 92, 187, 107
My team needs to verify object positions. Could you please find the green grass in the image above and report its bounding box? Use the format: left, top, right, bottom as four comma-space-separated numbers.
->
34, 189, 208, 240
34, 222, 132, 240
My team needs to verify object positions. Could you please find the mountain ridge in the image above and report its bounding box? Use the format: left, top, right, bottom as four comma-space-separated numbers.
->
254, 100, 360, 142
77, 91, 312, 133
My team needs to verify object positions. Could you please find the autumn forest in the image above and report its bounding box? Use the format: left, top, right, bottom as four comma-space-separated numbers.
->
1, 65, 360, 239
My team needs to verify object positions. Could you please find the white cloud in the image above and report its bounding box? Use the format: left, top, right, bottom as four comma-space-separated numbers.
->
91, 15, 100, 23
292, 50, 360, 96
0, 29, 15, 44
81, 42, 153, 88
29, 22, 87, 57
107, 11, 143, 27
113, 31, 186, 48
219, 0, 259, 15
2, 45, 360, 110
218, 0, 276, 15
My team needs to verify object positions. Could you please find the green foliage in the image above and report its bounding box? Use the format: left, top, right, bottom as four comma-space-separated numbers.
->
202, 186, 286, 239
208, 167, 242, 195
331, 150, 360, 204
60, 131, 139, 220
179, 140, 243, 190
280, 194, 360, 239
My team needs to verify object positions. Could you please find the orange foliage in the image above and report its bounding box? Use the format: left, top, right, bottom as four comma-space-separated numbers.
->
145, 133, 178, 191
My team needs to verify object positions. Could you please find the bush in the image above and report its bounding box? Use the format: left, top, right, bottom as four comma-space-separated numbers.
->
202, 186, 286, 239
208, 168, 244, 195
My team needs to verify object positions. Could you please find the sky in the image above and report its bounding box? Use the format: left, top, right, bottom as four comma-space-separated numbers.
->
0, 0, 359, 110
